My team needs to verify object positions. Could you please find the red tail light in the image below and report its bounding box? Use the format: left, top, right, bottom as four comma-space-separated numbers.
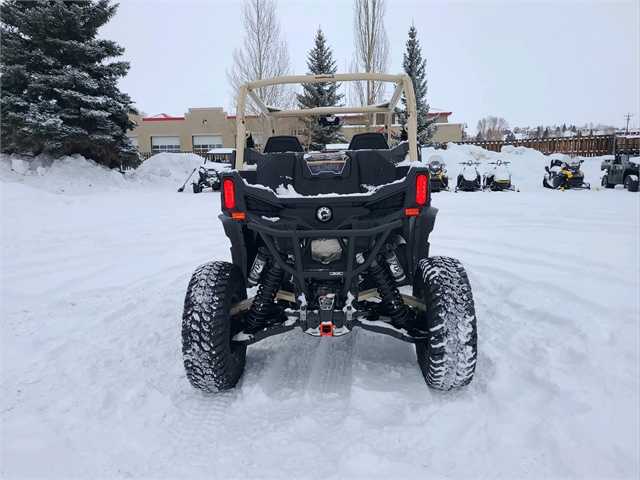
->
405, 208, 419, 216
416, 174, 428, 205
223, 179, 235, 209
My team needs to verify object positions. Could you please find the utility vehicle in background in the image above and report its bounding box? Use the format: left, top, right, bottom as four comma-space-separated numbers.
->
191, 148, 233, 193
601, 154, 639, 192
181, 73, 477, 394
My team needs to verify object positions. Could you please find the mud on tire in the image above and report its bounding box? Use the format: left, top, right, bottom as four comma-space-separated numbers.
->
182, 261, 247, 393
413, 256, 477, 390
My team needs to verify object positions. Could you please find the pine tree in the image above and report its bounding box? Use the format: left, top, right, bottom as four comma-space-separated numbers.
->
1, 0, 140, 168
296, 27, 345, 151
395, 25, 437, 146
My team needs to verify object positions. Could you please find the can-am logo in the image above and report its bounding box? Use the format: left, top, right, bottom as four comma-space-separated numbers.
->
316, 207, 332, 222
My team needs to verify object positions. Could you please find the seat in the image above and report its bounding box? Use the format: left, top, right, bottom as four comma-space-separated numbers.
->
348, 133, 389, 151
263, 135, 304, 153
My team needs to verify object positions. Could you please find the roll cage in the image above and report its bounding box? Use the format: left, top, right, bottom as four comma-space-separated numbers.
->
234, 73, 419, 169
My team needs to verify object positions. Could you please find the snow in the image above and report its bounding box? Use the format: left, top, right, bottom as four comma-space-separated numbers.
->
2, 146, 639, 478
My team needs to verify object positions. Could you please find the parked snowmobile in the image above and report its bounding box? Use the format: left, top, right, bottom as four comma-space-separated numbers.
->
543, 155, 590, 190
456, 160, 482, 192
181, 73, 478, 395
427, 155, 449, 192
192, 150, 232, 193
483, 160, 515, 191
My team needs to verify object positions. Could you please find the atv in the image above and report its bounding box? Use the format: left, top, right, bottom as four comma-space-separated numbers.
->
192, 149, 232, 193
427, 155, 449, 192
455, 160, 482, 192
601, 154, 639, 192
181, 73, 477, 394
483, 160, 516, 191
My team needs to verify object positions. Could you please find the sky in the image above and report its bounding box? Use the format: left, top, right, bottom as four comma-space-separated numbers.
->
98, 0, 639, 134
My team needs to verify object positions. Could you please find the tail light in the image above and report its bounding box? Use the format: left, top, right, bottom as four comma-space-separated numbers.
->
223, 179, 235, 209
416, 174, 428, 205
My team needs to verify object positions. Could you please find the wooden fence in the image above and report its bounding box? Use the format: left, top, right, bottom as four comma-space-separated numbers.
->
457, 134, 639, 157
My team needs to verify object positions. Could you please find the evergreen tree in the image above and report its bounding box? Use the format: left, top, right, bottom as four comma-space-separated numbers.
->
543, 127, 550, 138
395, 25, 436, 146
296, 27, 345, 151
1, 0, 140, 168
562, 123, 567, 133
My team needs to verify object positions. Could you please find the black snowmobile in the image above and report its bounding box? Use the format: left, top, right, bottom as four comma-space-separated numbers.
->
427, 155, 449, 192
181, 73, 478, 394
543, 155, 590, 190
456, 160, 482, 192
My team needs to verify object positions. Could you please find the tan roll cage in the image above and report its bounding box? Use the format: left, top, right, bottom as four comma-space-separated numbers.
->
234, 73, 418, 170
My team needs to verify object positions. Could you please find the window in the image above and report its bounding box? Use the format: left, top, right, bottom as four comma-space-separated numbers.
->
193, 135, 223, 154
151, 136, 180, 153
375, 113, 396, 125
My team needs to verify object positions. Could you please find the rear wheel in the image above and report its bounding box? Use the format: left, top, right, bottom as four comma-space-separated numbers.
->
624, 176, 639, 192
182, 261, 247, 393
602, 175, 614, 189
413, 256, 477, 390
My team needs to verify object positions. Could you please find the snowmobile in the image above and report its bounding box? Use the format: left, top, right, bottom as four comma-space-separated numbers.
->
543, 155, 590, 190
181, 73, 477, 394
427, 155, 449, 192
192, 150, 232, 193
483, 160, 515, 191
455, 160, 482, 192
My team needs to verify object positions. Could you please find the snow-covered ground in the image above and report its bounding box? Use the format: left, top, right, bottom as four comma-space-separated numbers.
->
2, 146, 638, 478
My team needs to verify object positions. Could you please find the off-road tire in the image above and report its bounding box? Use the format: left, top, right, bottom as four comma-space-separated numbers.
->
413, 256, 477, 390
602, 175, 614, 189
624, 176, 639, 192
182, 261, 247, 393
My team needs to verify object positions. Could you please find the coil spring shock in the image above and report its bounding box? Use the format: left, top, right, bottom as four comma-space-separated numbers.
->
245, 260, 284, 330
369, 257, 412, 327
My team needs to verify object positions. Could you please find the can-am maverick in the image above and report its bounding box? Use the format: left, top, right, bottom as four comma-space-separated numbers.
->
543, 155, 590, 190
483, 160, 516, 191
427, 155, 449, 192
456, 160, 482, 192
181, 73, 477, 393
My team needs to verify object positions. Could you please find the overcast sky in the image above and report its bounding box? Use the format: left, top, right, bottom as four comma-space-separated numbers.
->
99, 0, 639, 134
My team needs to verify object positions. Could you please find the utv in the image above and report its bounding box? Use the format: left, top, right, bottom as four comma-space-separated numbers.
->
601, 154, 639, 192
182, 73, 477, 394
192, 149, 232, 193
543, 155, 590, 190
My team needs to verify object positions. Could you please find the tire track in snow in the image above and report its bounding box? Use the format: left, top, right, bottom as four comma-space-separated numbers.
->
247, 328, 358, 399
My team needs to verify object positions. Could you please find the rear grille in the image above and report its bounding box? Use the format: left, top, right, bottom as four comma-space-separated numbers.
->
244, 195, 281, 215
367, 191, 406, 212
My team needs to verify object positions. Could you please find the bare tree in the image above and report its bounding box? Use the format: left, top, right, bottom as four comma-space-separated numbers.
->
476, 116, 509, 140
350, 0, 390, 131
226, 0, 294, 120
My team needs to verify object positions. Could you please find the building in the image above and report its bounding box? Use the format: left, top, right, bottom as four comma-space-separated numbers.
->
127, 107, 464, 155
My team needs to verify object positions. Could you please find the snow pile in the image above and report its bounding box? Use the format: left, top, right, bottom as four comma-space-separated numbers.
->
127, 152, 206, 188
1, 153, 129, 195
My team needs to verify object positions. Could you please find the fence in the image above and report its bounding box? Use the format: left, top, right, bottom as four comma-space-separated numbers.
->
457, 134, 639, 157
